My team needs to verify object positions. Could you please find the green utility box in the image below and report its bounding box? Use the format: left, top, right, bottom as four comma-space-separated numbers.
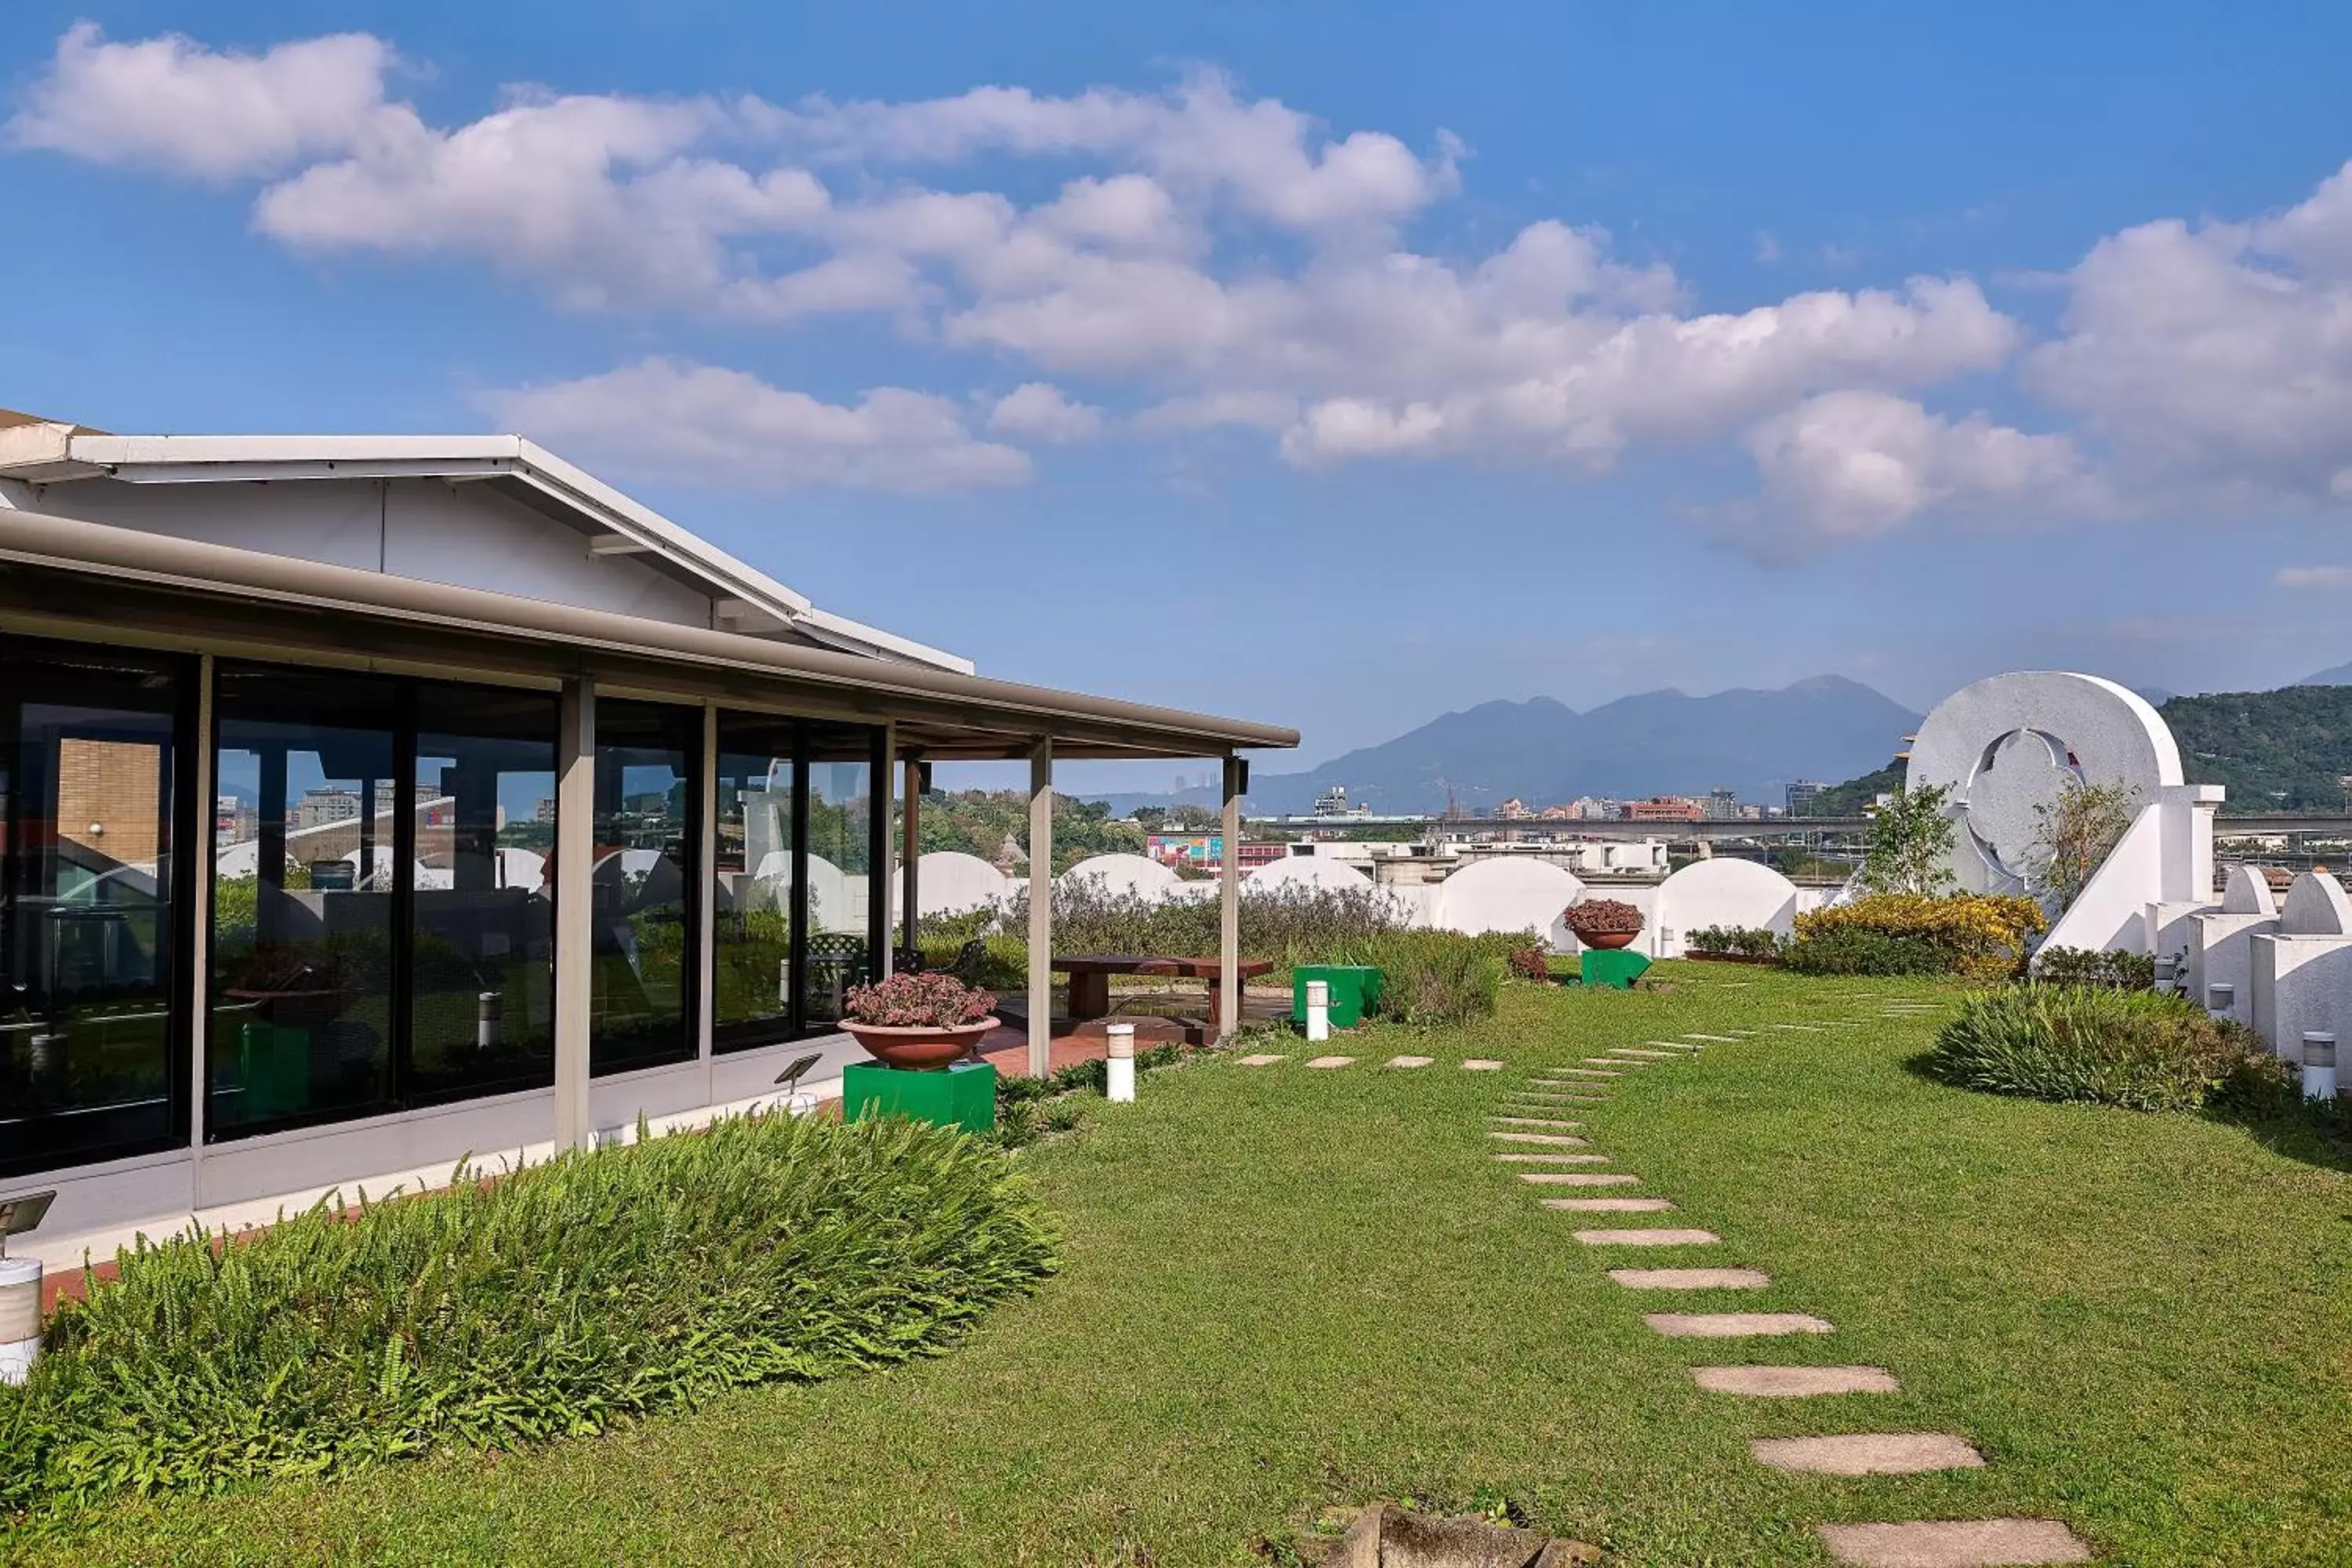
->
844, 1059, 997, 1133
1575, 949, 1652, 990
1293, 964, 1384, 1029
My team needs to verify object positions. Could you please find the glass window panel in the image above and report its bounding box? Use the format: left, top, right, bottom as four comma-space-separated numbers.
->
0, 641, 186, 1176
802, 724, 877, 1028
408, 682, 558, 1104
712, 713, 795, 1050
590, 699, 699, 1074
208, 666, 398, 1138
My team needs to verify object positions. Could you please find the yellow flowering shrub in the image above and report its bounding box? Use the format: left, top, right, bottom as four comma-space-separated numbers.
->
1791, 894, 2048, 982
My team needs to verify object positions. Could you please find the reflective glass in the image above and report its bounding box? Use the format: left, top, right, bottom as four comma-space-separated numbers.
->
712, 713, 794, 1048
0, 641, 186, 1175
590, 699, 699, 1074
802, 727, 877, 1027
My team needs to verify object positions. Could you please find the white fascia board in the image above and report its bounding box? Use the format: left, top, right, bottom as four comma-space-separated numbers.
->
70, 434, 525, 466
794, 605, 977, 675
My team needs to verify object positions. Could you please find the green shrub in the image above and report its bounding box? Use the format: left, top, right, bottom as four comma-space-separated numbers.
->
0, 1113, 1055, 1515
1781, 926, 1951, 977
2030, 946, 2156, 989
916, 931, 1028, 990
1686, 925, 1779, 958
1925, 985, 2266, 1111
1788, 894, 2047, 980
1330, 931, 1518, 1025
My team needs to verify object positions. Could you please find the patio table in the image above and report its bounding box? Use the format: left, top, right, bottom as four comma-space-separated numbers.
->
1051, 954, 1276, 1036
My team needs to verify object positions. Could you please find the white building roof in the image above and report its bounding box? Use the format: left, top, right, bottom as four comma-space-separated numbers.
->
0, 413, 971, 673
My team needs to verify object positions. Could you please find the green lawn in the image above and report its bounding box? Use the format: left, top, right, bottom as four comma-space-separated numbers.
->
18, 967, 2352, 1564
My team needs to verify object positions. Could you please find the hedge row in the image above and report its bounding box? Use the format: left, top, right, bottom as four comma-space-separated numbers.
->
0, 1112, 1056, 1515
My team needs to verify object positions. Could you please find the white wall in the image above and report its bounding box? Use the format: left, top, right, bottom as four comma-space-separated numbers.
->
915, 851, 1011, 916
1433, 856, 1585, 949
1652, 858, 1802, 959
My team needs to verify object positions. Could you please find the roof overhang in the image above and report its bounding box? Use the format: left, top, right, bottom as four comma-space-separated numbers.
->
0, 423, 973, 676
0, 506, 1298, 764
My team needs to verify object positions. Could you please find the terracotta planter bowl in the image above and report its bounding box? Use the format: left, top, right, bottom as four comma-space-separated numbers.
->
843, 1017, 1001, 1071
1574, 929, 1640, 951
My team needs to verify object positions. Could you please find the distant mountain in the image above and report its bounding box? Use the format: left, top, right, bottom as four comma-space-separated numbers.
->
1095, 676, 1922, 818
2296, 662, 2352, 687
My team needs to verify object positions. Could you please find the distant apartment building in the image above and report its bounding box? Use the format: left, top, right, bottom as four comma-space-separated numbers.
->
1495, 797, 1531, 821
1567, 796, 1621, 820
1536, 803, 1576, 821
1313, 783, 1351, 816
1704, 785, 1739, 819
1625, 795, 1704, 822
1786, 779, 1828, 815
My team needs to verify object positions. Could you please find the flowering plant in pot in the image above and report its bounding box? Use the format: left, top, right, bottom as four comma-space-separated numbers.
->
1563, 898, 1645, 950
840, 971, 1000, 1071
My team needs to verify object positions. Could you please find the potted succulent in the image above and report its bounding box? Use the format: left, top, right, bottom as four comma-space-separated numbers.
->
840, 971, 1000, 1071
1563, 897, 1645, 950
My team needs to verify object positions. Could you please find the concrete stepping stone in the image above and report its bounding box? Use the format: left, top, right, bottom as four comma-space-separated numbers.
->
1236, 1054, 1288, 1066
1686, 1033, 1738, 1042
1489, 1131, 1590, 1145
1753, 1433, 1984, 1475
1608, 1048, 1675, 1059
1817, 1519, 2089, 1566
1385, 1054, 1433, 1068
1492, 1152, 1610, 1163
1522, 1172, 1640, 1186
1693, 1365, 1898, 1395
1305, 1055, 1356, 1069
1542, 1196, 1675, 1212
1772, 1022, 1824, 1032
1461, 1058, 1504, 1070
1573, 1228, 1719, 1247
1646, 1312, 1832, 1338
1490, 1116, 1584, 1129
1613, 1268, 1771, 1290
1584, 1057, 1647, 1067
1551, 1067, 1621, 1077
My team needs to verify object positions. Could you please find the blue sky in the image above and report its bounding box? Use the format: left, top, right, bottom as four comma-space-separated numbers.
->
6, 3, 2352, 794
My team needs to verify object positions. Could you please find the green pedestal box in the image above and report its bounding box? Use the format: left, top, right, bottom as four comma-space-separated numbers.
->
1576, 949, 1651, 990
844, 1059, 997, 1133
1293, 964, 1384, 1029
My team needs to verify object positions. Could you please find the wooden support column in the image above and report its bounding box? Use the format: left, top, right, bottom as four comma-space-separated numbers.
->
900, 753, 923, 956
554, 676, 597, 1151
1219, 755, 1242, 1043
1028, 739, 1053, 1080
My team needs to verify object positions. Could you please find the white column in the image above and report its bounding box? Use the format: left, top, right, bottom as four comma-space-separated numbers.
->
1028, 739, 1054, 1080
554, 677, 597, 1150
1220, 756, 1241, 1043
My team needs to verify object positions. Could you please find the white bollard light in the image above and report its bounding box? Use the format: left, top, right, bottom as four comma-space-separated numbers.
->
2303, 1032, 2338, 1102
0, 1254, 40, 1386
1105, 1022, 1136, 1103
1305, 979, 1331, 1044
2207, 982, 2234, 1014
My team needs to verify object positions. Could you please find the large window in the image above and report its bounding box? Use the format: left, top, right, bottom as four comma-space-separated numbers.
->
207, 667, 562, 1141
410, 684, 557, 1105
590, 699, 699, 1075
712, 712, 884, 1051
0, 639, 191, 1178
209, 668, 400, 1137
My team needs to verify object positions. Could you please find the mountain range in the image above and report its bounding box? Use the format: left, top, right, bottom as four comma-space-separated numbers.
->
1096, 675, 1923, 817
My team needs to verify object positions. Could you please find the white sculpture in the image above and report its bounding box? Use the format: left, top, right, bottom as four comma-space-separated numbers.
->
1652, 858, 1802, 959
1432, 856, 1585, 950
1905, 671, 2222, 953
2251, 871, 2352, 1062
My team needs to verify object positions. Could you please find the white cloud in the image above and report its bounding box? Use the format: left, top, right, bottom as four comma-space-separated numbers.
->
479, 359, 1031, 493
2275, 565, 2352, 590
9, 22, 401, 180
2027, 160, 2352, 508
985, 383, 1102, 443
1740, 390, 2098, 546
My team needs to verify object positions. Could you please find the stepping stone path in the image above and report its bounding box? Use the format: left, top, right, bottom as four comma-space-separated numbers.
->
1236, 1054, 1287, 1066
1461, 1058, 1504, 1070
1686, 1033, 1739, 1043
1817, 1519, 2090, 1566
1490, 1117, 1583, 1129
1305, 1055, 1356, 1069
1608, 1048, 1675, 1059
1752, 1433, 1984, 1476
1386, 1054, 1433, 1068
1584, 1057, 1647, 1067
1646, 1312, 1835, 1338
1522, 1172, 1639, 1186
1613, 1268, 1771, 1290
1573, 1228, 1719, 1247
1543, 1196, 1675, 1212
1693, 1365, 1898, 1396
1489, 1131, 1589, 1146
1772, 1022, 1824, 1032
1492, 1152, 1610, 1163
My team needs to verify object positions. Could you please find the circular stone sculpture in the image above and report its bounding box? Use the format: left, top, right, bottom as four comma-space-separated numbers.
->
1904, 672, 2182, 896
